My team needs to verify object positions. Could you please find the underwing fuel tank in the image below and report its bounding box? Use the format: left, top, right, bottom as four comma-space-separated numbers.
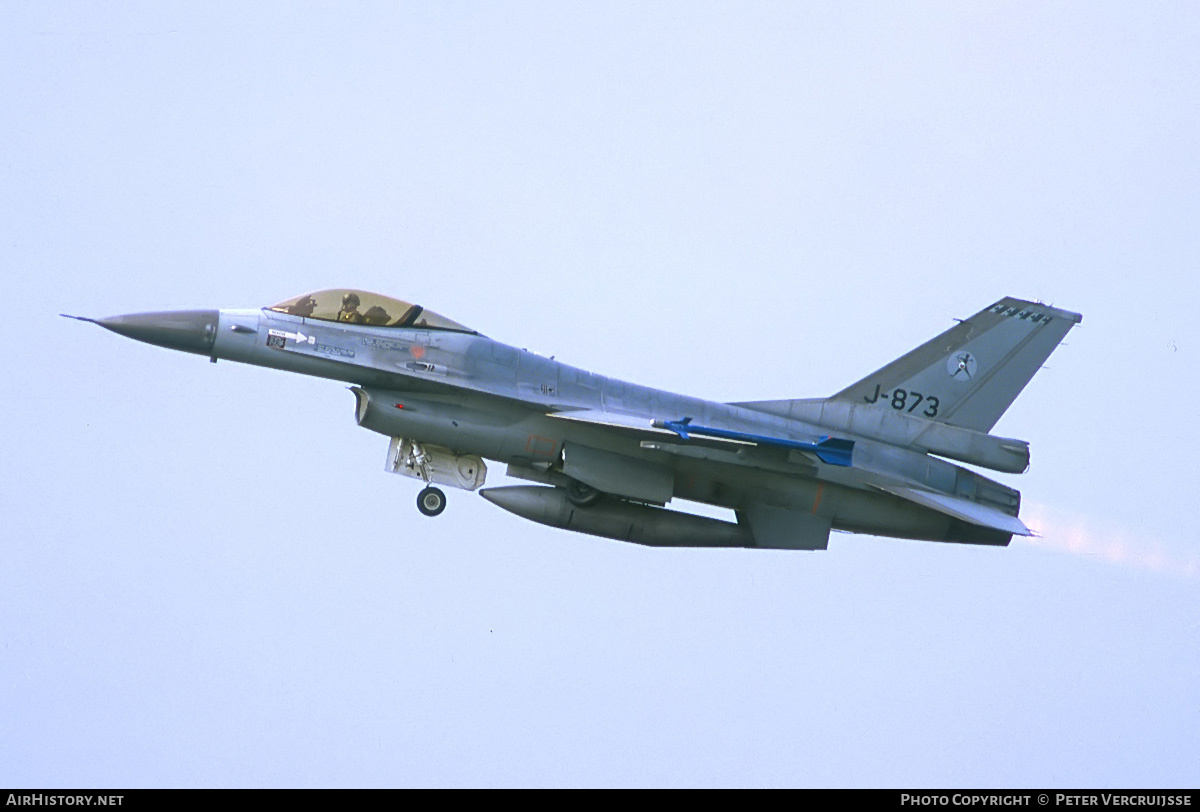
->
479, 485, 754, 548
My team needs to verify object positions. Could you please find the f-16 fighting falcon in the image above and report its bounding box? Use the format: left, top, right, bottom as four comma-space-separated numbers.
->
64, 291, 1081, 551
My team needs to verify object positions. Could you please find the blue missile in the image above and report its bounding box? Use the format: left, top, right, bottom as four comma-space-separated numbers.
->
652, 417, 855, 467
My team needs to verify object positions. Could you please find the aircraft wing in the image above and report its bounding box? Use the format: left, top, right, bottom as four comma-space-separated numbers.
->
869, 481, 1033, 536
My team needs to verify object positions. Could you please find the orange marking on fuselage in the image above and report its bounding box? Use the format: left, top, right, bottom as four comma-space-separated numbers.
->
811, 483, 824, 515
525, 435, 558, 458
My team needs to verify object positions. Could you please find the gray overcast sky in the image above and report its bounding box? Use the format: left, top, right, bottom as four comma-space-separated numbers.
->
3, 1, 1198, 788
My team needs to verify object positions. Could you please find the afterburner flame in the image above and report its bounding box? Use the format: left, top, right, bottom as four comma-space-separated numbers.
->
1020, 503, 1198, 579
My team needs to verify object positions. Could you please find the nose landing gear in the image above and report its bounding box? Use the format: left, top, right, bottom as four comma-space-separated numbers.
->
384, 438, 488, 518
417, 486, 447, 517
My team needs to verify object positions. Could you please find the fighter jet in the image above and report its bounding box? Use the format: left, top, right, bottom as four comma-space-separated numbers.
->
64, 291, 1081, 550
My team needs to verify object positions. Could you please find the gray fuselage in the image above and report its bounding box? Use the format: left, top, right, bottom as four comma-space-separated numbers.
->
211, 307, 1011, 545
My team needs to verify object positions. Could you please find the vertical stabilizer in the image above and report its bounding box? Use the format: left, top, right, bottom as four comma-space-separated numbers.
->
829, 298, 1082, 433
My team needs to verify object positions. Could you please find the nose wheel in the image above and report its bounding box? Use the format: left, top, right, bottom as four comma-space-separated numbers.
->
417, 486, 447, 517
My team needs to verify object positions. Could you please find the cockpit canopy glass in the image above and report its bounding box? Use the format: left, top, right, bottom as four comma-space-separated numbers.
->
267, 289, 474, 333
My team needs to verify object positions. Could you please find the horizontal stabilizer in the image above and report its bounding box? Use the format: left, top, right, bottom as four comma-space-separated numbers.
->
871, 482, 1032, 536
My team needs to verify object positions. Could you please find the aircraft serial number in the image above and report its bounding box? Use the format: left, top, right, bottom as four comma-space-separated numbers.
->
863, 384, 939, 417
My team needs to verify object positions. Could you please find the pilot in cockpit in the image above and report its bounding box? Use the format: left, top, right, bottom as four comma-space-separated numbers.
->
337, 292, 364, 323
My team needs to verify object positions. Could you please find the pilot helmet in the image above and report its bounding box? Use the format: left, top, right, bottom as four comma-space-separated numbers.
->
342, 292, 361, 308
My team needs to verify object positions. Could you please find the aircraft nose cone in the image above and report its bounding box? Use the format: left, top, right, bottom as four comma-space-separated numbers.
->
94, 310, 220, 355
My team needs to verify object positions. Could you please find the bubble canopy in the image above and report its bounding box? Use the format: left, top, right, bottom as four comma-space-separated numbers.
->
267, 289, 475, 333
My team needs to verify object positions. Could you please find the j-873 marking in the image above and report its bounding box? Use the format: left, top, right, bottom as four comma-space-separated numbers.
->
863, 384, 940, 417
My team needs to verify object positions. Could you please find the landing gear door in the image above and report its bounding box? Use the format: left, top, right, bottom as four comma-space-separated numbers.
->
385, 437, 487, 491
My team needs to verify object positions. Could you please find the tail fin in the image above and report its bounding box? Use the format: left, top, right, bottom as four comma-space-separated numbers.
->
830, 297, 1082, 432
